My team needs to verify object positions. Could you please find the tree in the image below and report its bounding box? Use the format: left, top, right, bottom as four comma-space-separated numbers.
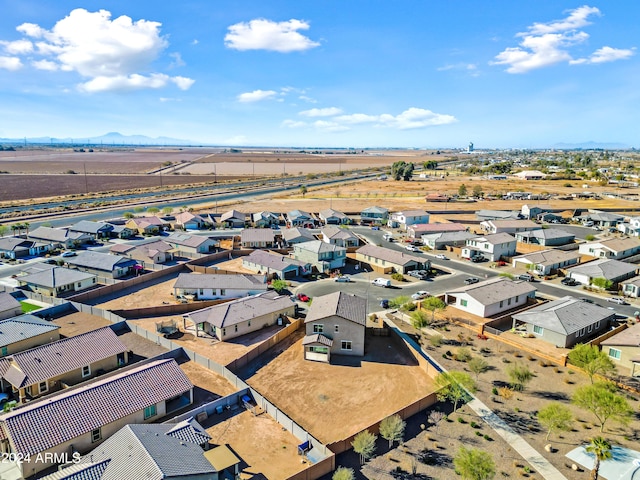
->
428, 410, 445, 433
271, 279, 288, 293
585, 234, 596, 241
453, 446, 496, 480
507, 363, 534, 391
572, 383, 633, 432
423, 160, 438, 171
379, 414, 406, 448
410, 309, 431, 329
0, 225, 7, 238
472, 185, 484, 198
123, 212, 134, 219
351, 430, 377, 464
458, 184, 468, 197
332, 467, 355, 480
299, 185, 308, 197
568, 344, 617, 383
389, 295, 411, 309
591, 277, 613, 291
421, 296, 446, 322
22, 222, 29, 235
586, 436, 612, 480
435, 371, 476, 412
147, 207, 160, 214
468, 357, 490, 380
162, 207, 174, 215
133, 206, 145, 213
537, 402, 574, 440
401, 162, 414, 180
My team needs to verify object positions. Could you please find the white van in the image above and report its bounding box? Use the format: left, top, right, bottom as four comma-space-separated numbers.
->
371, 278, 391, 287
582, 221, 594, 227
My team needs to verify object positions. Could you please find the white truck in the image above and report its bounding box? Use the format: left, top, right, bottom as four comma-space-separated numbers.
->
371, 278, 391, 287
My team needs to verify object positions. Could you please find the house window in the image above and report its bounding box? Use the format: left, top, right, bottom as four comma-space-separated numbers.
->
144, 404, 157, 420
313, 324, 324, 333
595, 321, 601, 329
248, 320, 251, 327
38, 381, 48, 394
222, 328, 226, 336
310, 346, 328, 354
579, 328, 585, 337
533, 325, 543, 335
220, 289, 226, 296
92, 278, 96, 284
234, 325, 238, 332
82, 365, 91, 378
341, 340, 352, 351
499, 301, 503, 308
199, 289, 204, 295
461, 299, 468, 307
588, 324, 593, 333
515, 296, 519, 302
608, 348, 621, 360
91, 428, 102, 443
507, 298, 511, 305
335, 325, 339, 332
77, 283, 81, 287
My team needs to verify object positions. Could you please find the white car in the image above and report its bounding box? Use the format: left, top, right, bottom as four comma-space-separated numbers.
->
434, 254, 447, 260
334, 275, 351, 283
61, 251, 77, 257
411, 290, 431, 300
606, 297, 627, 305
405, 245, 421, 252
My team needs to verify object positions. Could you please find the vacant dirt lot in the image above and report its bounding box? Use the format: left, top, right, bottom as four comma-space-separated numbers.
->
179, 360, 237, 398
52, 311, 112, 336
246, 333, 436, 445
92, 273, 180, 309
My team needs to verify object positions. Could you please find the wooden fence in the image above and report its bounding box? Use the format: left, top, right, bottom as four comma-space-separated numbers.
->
589, 322, 629, 346
482, 331, 568, 366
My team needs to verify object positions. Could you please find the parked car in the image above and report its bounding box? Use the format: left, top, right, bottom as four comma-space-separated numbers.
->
607, 297, 627, 305
580, 297, 594, 304
371, 226, 380, 230
470, 255, 485, 263
411, 290, 431, 300
561, 277, 579, 286
405, 245, 421, 252
464, 277, 479, 285
371, 278, 391, 287
334, 275, 351, 283
296, 293, 310, 302
434, 254, 448, 260
517, 274, 534, 282
380, 299, 390, 308
61, 251, 77, 257
408, 270, 429, 280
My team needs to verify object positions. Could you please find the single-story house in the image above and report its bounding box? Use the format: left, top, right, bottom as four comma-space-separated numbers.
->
220, 210, 247, 228
421, 231, 476, 250
185, 291, 295, 340
318, 208, 349, 225
355, 244, 429, 274
578, 238, 640, 260
388, 210, 430, 229
109, 224, 136, 239
511, 296, 615, 348
521, 205, 552, 220
600, 323, 640, 376
475, 210, 521, 221
167, 233, 219, 255
173, 212, 209, 230
252, 211, 280, 228
28, 227, 91, 250
46, 419, 219, 480
64, 251, 138, 279
0, 359, 193, 478
0, 315, 61, 357
512, 250, 581, 276
538, 212, 565, 224
303, 292, 367, 362
0, 326, 127, 403
621, 276, 640, 298
480, 219, 541, 235
565, 259, 638, 286
407, 223, 466, 239
360, 206, 389, 225
515, 228, 575, 247
281, 227, 315, 245
110, 240, 176, 264
514, 170, 546, 180
125, 216, 166, 235
173, 273, 268, 300
445, 277, 537, 318
286, 210, 316, 228
68, 220, 114, 239
292, 240, 346, 273
242, 250, 311, 279
0, 293, 21, 321
575, 211, 624, 227
0, 238, 49, 259
321, 226, 359, 248
461, 233, 517, 262
17, 265, 97, 297
240, 228, 278, 248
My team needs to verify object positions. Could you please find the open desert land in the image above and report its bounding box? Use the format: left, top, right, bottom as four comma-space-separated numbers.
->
246, 332, 437, 445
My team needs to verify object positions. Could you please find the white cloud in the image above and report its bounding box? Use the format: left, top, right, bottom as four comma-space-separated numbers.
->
1, 8, 194, 92
225, 18, 320, 52
237, 89, 277, 103
0, 56, 22, 70
32, 59, 58, 71
1, 39, 33, 54
298, 95, 317, 103
492, 6, 633, 73
299, 107, 343, 117
171, 76, 195, 90
282, 119, 307, 128
313, 120, 350, 132
168, 52, 185, 68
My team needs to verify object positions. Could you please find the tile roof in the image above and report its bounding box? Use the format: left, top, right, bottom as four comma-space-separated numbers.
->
287, 209, 312, 220
410, 223, 466, 234
0, 237, 35, 252
243, 250, 308, 271
0, 326, 127, 389
128, 216, 165, 227
422, 231, 476, 243
512, 296, 615, 335
281, 227, 315, 242
567, 259, 638, 280
167, 232, 211, 248
475, 210, 521, 220
321, 226, 358, 241
392, 209, 428, 217
0, 315, 60, 348
0, 359, 193, 456
319, 208, 347, 220
601, 322, 640, 347
65, 251, 137, 272
294, 240, 346, 255
302, 334, 333, 347
446, 277, 537, 305
40, 459, 111, 480
174, 212, 206, 224
591, 237, 640, 253
18, 266, 96, 288
29, 227, 87, 243
173, 272, 267, 290
468, 232, 516, 245
69, 221, 113, 235
305, 292, 367, 326
108, 243, 135, 254
220, 209, 246, 222
356, 244, 425, 266
516, 228, 575, 241
361, 206, 388, 215
513, 249, 581, 266
0, 292, 20, 313
483, 219, 540, 229
252, 211, 279, 222
186, 291, 294, 328
621, 276, 640, 287
241, 228, 276, 243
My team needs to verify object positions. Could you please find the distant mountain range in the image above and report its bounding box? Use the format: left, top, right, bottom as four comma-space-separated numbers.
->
0, 132, 199, 146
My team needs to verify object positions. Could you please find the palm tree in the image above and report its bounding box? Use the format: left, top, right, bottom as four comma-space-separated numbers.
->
585, 436, 612, 480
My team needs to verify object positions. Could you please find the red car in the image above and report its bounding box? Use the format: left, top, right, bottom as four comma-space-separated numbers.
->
297, 293, 310, 302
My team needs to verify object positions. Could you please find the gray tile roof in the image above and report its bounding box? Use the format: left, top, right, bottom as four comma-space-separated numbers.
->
281, 227, 314, 242
356, 244, 425, 266
40, 459, 110, 480
18, 266, 96, 288
601, 322, 640, 347
186, 291, 294, 328
295, 240, 346, 255
469, 232, 517, 245
174, 272, 267, 290
65, 251, 137, 272
0, 237, 34, 252
319, 208, 347, 220
302, 334, 334, 347
513, 249, 581, 266
29, 227, 88, 243
321, 226, 358, 241
69, 221, 113, 235
567, 259, 638, 281
0, 326, 127, 389
475, 210, 521, 220
361, 206, 388, 215
252, 211, 279, 222
516, 228, 575, 241
287, 209, 312, 221
0, 315, 60, 348
241, 228, 276, 243
0, 292, 20, 313
220, 209, 246, 222
446, 277, 537, 306
0, 359, 193, 456
243, 250, 308, 271
410, 223, 466, 234
422, 231, 476, 243
588, 237, 640, 253
167, 232, 211, 248
305, 292, 367, 326
512, 296, 615, 335
483, 219, 540, 229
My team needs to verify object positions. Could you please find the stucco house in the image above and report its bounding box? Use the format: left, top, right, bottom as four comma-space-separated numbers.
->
281, 227, 315, 245
360, 206, 389, 225
252, 211, 280, 228
28, 226, 91, 250
303, 292, 367, 363
621, 276, 640, 298
514, 228, 575, 247
240, 228, 278, 248
68, 220, 114, 239
0, 238, 49, 259
521, 205, 552, 220
0, 326, 128, 403
173, 212, 209, 230
17, 265, 97, 297
125, 216, 166, 235
421, 231, 476, 250
480, 219, 541, 235
445, 277, 537, 318
321, 226, 359, 248
407, 223, 466, 239
565, 259, 638, 286
600, 323, 640, 376
292, 240, 346, 273
286, 210, 316, 228
0, 315, 61, 357
242, 250, 310, 279
511, 249, 581, 276
511, 296, 615, 348
475, 210, 521, 221
355, 244, 429, 274
462, 233, 517, 262
318, 208, 349, 225
0, 359, 193, 479
64, 251, 138, 279
110, 240, 176, 264
576, 211, 624, 228
167, 233, 219, 255
388, 210, 430, 229
185, 291, 295, 340
173, 273, 268, 300
220, 210, 247, 228
578, 238, 640, 260
0, 294, 21, 321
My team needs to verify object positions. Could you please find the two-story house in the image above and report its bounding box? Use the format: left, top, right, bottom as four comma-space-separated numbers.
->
318, 208, 349, 225
292, 240, 346, 273
462, 233, 517, 262
388, 210, 430, 230
360, 206, 389, 225
321, 226, 359, 248
480, 219, 541, 235
578, 238, 640, 260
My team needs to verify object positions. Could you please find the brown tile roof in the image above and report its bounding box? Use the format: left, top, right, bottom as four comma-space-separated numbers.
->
305, 292, 367, 326
0, 359, 193, 456
601, 323, 640, 347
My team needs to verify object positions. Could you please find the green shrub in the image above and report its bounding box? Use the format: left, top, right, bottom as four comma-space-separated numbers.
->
391, 273, 404, 281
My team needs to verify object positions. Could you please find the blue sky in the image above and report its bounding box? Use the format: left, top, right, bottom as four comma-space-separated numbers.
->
0, 1, 637, 148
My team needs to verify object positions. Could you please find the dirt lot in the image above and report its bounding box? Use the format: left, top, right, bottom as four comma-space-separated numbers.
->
92, 273, 181, 309
52, 311, 112, 336
246, 332, 436, 445
179, 360, 237, 398
205, 409, 310, 480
